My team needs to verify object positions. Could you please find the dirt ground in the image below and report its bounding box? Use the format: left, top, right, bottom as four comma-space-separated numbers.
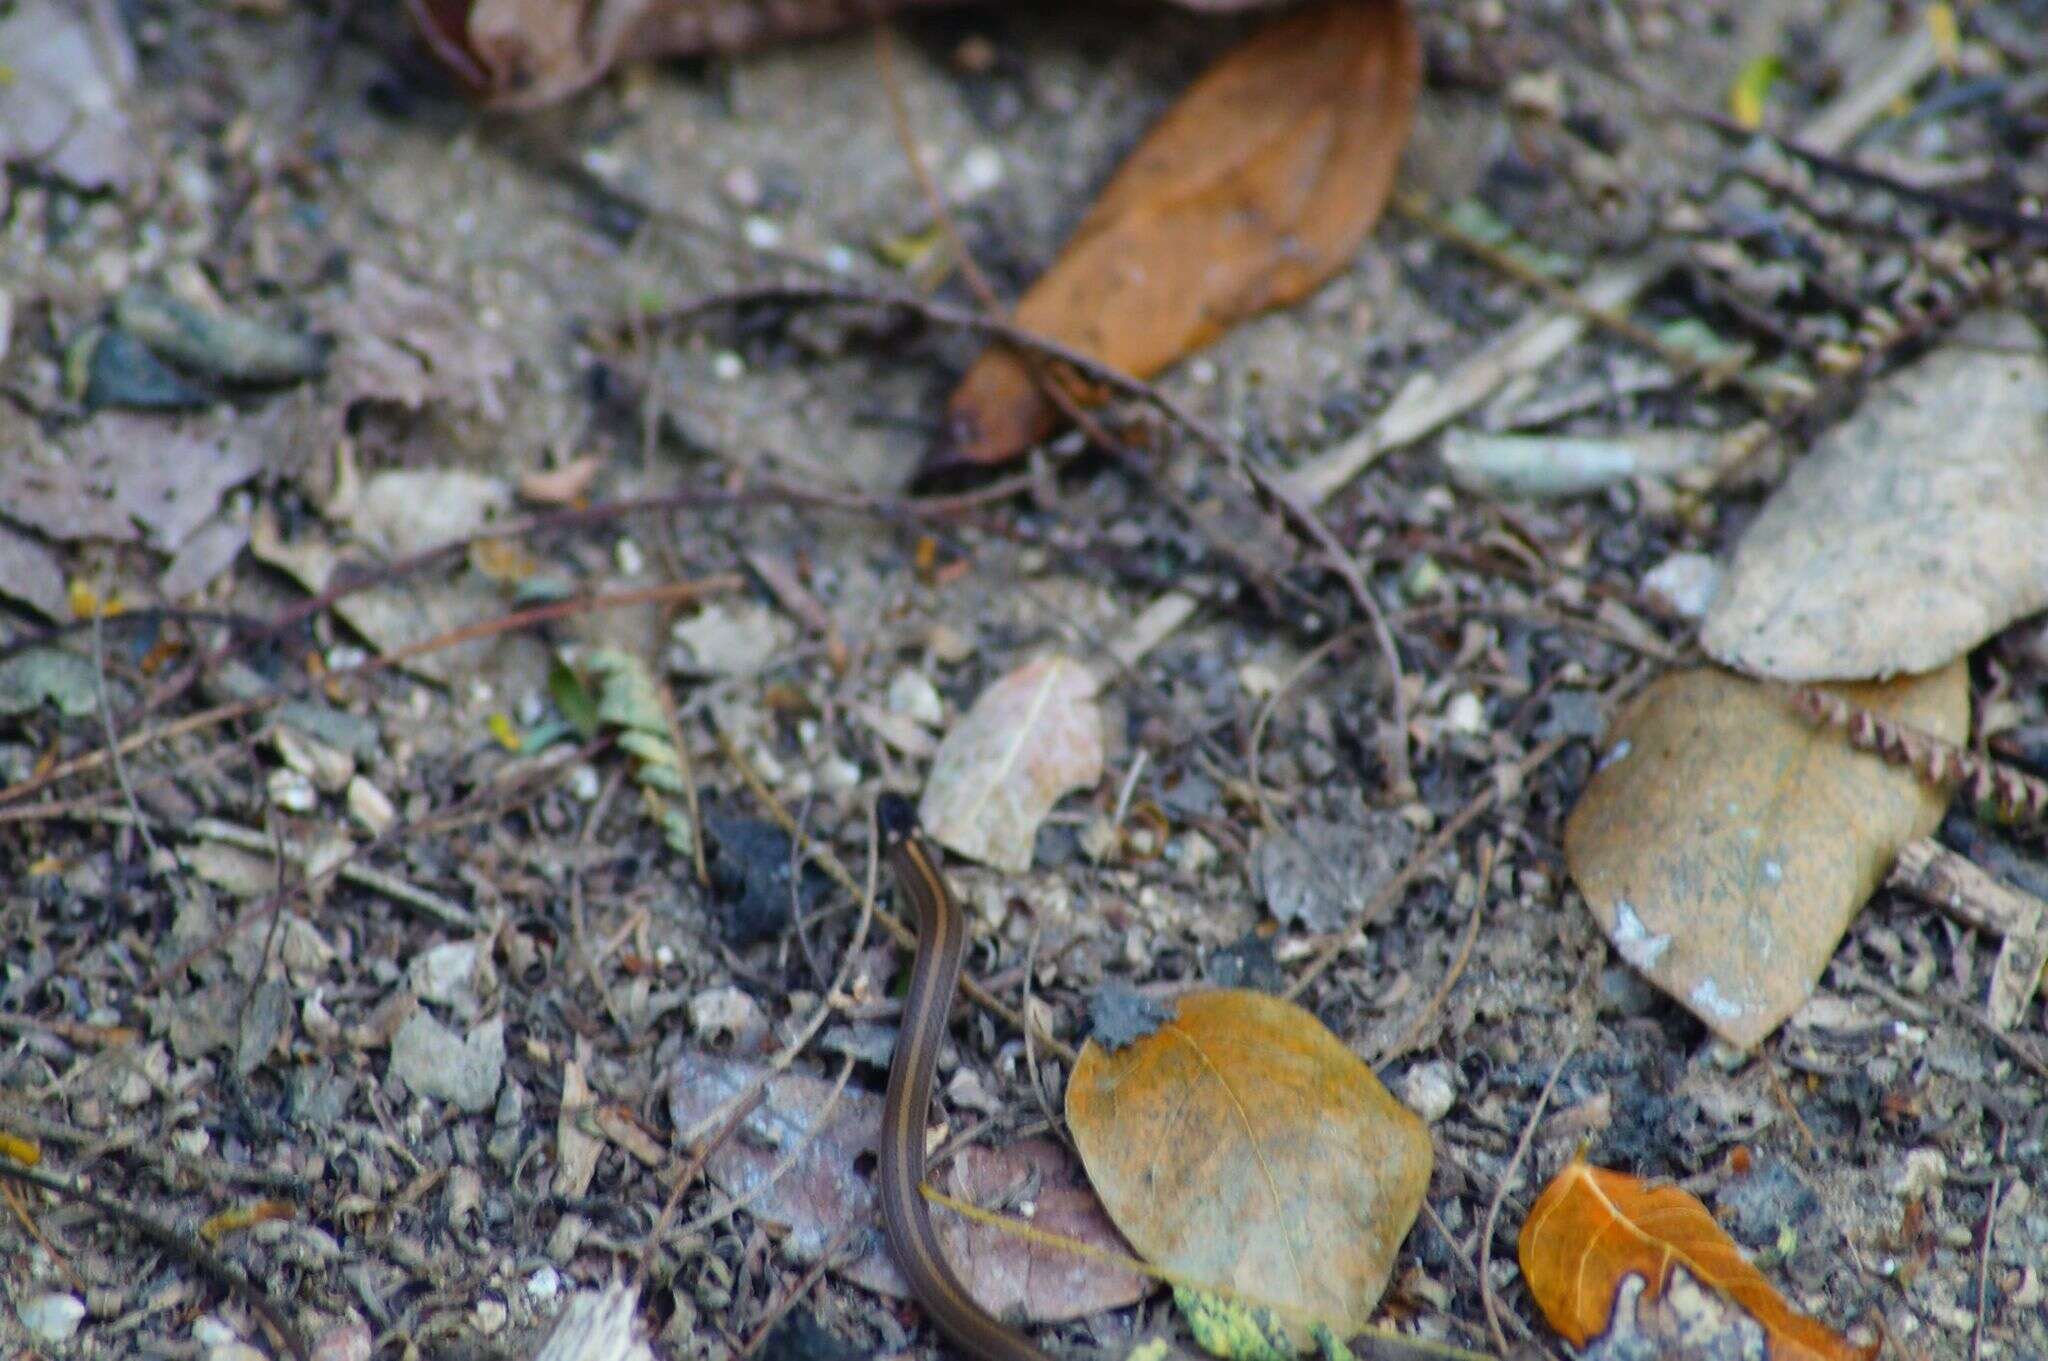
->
4, 1, 2047, 1359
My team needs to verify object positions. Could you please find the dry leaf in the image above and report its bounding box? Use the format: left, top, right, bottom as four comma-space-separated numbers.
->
314, 261, 516, 421
1565, 664, 1966, 1049
409, 0, 1296, 108
934, 0, 1420, 471
249, 505, 499, 683
665, 1052, 1146, 1321
1518, 1155, 1876, 1361
0, 524, 69, 622
1703, 310, 2048, 681
919, 654, 1104, 873
519, 455, 604, 505
1065, 988, 1432, 1343
15, 414, 262, 550
0, 0, 142, 191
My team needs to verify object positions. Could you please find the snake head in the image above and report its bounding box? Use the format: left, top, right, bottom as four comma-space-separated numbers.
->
877, 791, 920, 845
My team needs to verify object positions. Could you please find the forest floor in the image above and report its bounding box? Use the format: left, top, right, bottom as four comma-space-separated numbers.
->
3, 1, 2047, 1359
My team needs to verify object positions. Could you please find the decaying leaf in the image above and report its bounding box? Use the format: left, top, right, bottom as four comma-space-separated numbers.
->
0, 0, 142, 190
1564, 664, 1966, 1049
409, 0, 1298, 108
935, 0, 1420, 471
665, 1052, 1147, 1322
314, 261, 516, 420
1066, 988, 1432, 1344
919, 654, 1104, 873
1518, 1155, 1875, 1360
249, 505, 500, 683
0, 524, 70, 622
1703, 310, 2048, 681
13, 414, 262, 550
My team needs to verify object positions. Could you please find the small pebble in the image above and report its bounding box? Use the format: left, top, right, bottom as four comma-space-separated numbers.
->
192, 1309, 236, 1342
1165, 831, 1217, 875
473, 1299, 507, 1335
346, 776, 396, 835
1641, 551, 1721, 620
568, 764, 601, 802
267, 767, 317, 813
527, 1266, 562, 1302
1399, 1060, 1458, 1123
711, 351, 745, 382
740, 216, 782, 249
1443, 692, 1487, 735
953, 146, 1004, 197
20, 1293, 85, 1344
720, 166, 762, 209
887, 668, 945, 726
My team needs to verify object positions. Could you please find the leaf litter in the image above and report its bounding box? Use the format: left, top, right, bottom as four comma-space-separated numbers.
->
5, 2, 2048, 1358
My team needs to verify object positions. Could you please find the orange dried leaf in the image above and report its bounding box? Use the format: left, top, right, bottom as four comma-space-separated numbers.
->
0, 1133, 41, 1167
936, 0, 1420, 470
1518, 1156, 1876, 1361
1065, 988, 1432, 1342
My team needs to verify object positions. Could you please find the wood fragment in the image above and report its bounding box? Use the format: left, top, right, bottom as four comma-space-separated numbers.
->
1888, 838, 2048, 1031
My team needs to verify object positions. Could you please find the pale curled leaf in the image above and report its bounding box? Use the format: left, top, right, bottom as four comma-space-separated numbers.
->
1704, 310, 2048, 681
1066, 989, 1432, 1344
1565, 664, 1966, 1049
920, 655, 1104, 872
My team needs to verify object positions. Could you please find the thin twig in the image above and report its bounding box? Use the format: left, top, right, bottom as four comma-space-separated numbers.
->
1377, 841, 1496, 1064
0, 577, 736, 814
1972, 1122, 2006, 1361
1480, 1036, 1581, 1358
633, 1084, 765, 1289
0, 1159, 310, 1361
717, 726, 1076, 1065
1284, 737, 1563, 1003
1247, 466, 1413, 797
736, 1221, 860, 1358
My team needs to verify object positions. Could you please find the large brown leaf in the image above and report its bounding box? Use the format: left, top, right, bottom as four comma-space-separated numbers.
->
1564, 664, 1966, 1049
934, 0, 1421, 470
1518, 1155, 1876, 1360
1065, 988, 1431, 1343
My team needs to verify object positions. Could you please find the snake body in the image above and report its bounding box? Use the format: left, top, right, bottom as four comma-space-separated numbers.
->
877, 793, 1054, 1361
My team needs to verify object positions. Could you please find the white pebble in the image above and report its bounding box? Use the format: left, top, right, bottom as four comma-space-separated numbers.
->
1641, 551, 1721, 620
19, 1292, 83, 1343
1399, 1060, 1459, 1123
346, 776, 396, 835
711, 351, 745, 382
267, 767, 318, 813
887, 668, 945, 727
526, 1265, 562, 1302
1444, 692, 1487, 735
568, 764, 601, 802
473, 1299, 507, 1335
